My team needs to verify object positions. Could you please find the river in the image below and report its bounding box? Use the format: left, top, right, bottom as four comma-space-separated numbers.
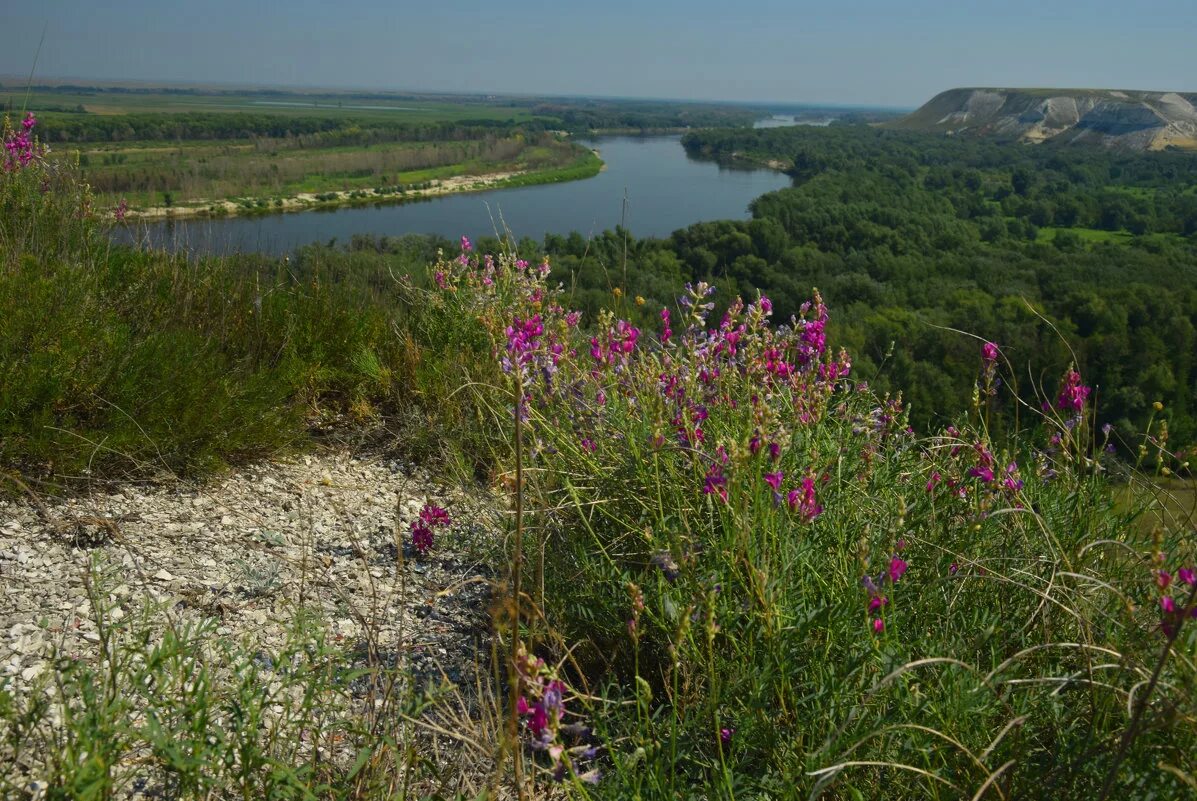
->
116, 136, 793, 256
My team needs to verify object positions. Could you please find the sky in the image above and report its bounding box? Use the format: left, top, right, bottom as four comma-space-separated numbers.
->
3, 0, 1196, 107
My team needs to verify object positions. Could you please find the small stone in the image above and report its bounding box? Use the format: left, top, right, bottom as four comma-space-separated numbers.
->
153, 569, 174, 582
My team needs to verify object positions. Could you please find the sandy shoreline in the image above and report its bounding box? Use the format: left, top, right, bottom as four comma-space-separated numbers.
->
122, 169, 532, 221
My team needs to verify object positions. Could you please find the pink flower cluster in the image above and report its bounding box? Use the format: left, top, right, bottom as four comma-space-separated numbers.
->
1055, 369, 1091, 413
862, 548, 909, 633
515, 645, 599, 784
410, 502, 451, 556
1157, 565, 1197, 636
3, 112, 45, 171
589, 319, 640, 366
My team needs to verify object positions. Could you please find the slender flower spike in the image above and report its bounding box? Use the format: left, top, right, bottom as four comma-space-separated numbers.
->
460, 235, 472, 252
786, 475, 822, 522
1056, 369, 1091, 413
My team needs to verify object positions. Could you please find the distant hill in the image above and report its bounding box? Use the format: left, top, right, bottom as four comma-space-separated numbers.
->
886, 87, 1197, 150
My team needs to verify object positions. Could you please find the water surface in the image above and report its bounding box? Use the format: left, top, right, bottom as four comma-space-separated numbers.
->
119, 136, 792, 256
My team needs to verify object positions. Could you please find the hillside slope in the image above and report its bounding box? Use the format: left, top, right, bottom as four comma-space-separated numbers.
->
888, 87, 1197, 150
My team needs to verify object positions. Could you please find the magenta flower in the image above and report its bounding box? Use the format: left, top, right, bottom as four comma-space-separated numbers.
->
410, 522, 434, 555
1158, 570, 1172, 590
1161, 596, 1176, 614
420, 504, 451, 528
704, 464, 728, 502
410, 502, 451, 556
1056, 369, 1091, 413
764, 471, 784, 491
868, 595, 888, 613
1179, 568, 1196, 586
968, 466, 995, 482
872, 618, 885, 633
888, 556, 908, 583
460, 235, 472, 252
720, 727, 735, 745
982, 341, 999, 362
786, 475, 822, 522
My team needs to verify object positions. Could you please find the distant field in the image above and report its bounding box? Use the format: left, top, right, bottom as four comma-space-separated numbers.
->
1, 85, 608, 211
1036, 226, 1135, 244
67, 134, 590, 208
3, 87, 540, 125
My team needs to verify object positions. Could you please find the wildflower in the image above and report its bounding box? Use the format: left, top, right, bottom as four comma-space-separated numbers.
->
1179, 568, 1196, 586
504, 314, 544, 371
968, 466, 995, 482
763, 471, 784, 491
650, 552, 679, 582
786, 474, 822, 522
703, 463, 728, 502
1001, 463, 1023, 492
409, 502, 452, 556
410, 523, 433, 555
460, 235, 472, 252
1056, 369, 1091, 413
949, 562, 959, 575
1160, 596, 1176, 614
720, 727, 735, 745
1157, 570, 1172, 590
114, 198, 129, 222
981, 341, 999, 362
872, 618, 885, 633
888, 556, 908, 583
868, 595, 888, 613
926, 471, 941, 492
420, 504, 451, 528
660, 307, 673, 342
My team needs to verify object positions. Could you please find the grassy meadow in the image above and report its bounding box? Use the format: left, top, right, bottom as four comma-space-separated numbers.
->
3, 110, 1197, 799
1, 83, 600, 214
74, 134, 596, 209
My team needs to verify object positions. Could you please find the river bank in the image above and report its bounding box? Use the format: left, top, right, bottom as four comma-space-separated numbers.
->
120, 150, 604, 221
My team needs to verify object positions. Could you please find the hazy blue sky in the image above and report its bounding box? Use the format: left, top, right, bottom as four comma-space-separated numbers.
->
4, 0, 1196, 106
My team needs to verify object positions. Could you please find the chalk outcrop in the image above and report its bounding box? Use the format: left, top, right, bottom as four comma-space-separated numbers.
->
888, 87, 1197, 150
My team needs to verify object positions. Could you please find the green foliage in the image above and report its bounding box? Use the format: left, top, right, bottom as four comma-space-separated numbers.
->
0, 160, 494, 486
430, 247, 1197, 798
